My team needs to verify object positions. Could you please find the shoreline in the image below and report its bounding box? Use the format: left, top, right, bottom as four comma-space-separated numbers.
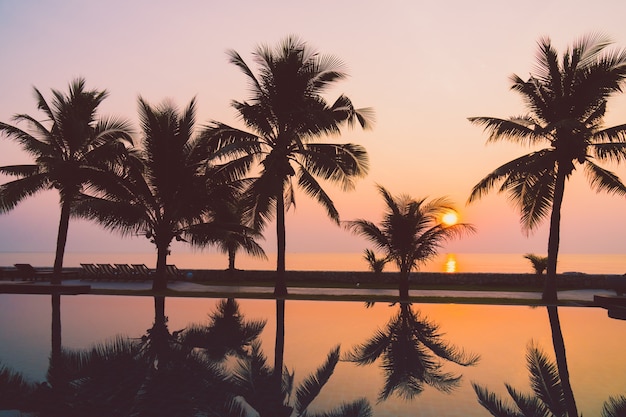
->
1, 267, 622, 290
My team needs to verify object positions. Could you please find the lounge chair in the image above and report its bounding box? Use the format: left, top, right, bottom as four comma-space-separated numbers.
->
114, 264, 137, 280
80, 263, 103, 280
14, 263, 54, 281
131, 264, 153, 280
97, 263, 120, 280
165, 264, 184, 280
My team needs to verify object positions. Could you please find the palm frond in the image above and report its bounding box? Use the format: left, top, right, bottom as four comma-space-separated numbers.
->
602, 395, 626, 417
584, 160, 626, 195
468, 116, 547, 146
526, 344, 566, 416
294, 345, 340, 413
472, 383, 520, 417
0, 174, 50, 212
296, 167, 340, 223
307, 397, 373, 417
505, 383, 553, 417
342, 329, 391, 365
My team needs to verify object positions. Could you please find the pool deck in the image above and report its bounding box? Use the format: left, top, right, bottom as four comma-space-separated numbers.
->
0, 278, 617, 305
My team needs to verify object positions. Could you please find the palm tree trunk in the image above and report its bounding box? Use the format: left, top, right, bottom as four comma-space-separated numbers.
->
544, 169, 566, 302
49, 294, 68, 414
547, 305, 578, 417
275, 189, 288, 296
153, 242, 168, 291
273, 299, 286, 396
399, 265, 410, 300
228, 247, 236, 272
52, 198, 72, 285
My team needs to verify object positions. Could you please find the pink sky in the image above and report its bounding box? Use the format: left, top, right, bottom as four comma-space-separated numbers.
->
1, 1, 626, 257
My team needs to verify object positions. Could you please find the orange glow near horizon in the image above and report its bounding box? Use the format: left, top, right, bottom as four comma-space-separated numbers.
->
444, 253, 458, 273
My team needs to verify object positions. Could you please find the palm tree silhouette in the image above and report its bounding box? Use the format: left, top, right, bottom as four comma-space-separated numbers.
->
211, 198, 267, 274
206, 35, 374, 295
228, 342, 372, 417
177, 298, 266, 360
343, 302, 479, 402
473, 341, 626, 417
345, 185, 475, 299
524, 253, 549, 275
0, 361, 40, 411
0, 78, 133, 284
74, 97, 254, 291
54, 297, 246, 416
467, 34, 626, 302
363, 248, 389, 276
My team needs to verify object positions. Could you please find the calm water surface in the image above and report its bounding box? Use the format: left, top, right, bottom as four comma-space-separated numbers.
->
2, 252, 626, 274
1, 294, 624, 416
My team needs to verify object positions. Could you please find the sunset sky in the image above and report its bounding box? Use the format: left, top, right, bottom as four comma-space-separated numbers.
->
1, 0, 626, 257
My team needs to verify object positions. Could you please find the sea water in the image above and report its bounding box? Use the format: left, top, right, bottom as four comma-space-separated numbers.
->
1, 252, 625, 274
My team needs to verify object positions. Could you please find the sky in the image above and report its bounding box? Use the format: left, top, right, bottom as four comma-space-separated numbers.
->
1, 0, 626, 257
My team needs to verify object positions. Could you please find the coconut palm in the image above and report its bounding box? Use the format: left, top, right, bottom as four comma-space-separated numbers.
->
471, 338, 626, 417
178, 298, 266, 361
74, 97, 254, 291
211, 197, 267, 274
0, 362, 40, 411
345, 185, 475, 299
229, 343, 372, 417
206, 35, 374, 295
56, 297, 236, 416
0, 78, 133, 284
344, 302, 479, 402
467, 34, 626, 302
524, 253, 549, 275
363, 248, 389, 275
473, 343, 575, 417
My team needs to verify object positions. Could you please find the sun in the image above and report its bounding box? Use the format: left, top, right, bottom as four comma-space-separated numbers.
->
441, 211, 459, 226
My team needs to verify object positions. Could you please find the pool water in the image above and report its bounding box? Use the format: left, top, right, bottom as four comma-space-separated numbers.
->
1, 294, 624, 416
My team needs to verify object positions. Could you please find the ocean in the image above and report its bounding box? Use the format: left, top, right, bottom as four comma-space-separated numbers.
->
1, 252, 625, 274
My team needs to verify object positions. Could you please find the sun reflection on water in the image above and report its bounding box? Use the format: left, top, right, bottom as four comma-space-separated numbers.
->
444, 253, 457, 273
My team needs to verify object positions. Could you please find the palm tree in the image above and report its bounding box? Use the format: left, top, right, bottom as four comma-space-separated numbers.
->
0, 362, 40, 411
229, 343, 372, 417
524, 253, 549, 275
344, 185, 475, 299
473, 343, 574, 417
178, 298, 266, 361
211, 197, 267, 274
206, 35, 374, 295
0, 78, 133, 284
472, 339, 626, 417
74, 97, 254, 291
467, 34, 626, 302
344, 302, 479, 402
363, 248, 389, 276
56, 297, 237, 416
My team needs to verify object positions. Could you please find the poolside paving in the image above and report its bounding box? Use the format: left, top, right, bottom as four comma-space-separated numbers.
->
1, 278, 612, 303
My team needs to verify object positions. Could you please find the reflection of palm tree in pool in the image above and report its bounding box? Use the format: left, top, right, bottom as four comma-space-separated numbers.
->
343, 302, 479, 402
178, 298, 266, 360
50, 297, 249, 415
228, 342, 371, 417
2, 297, 372, 416
473, 341, 626, 417
0, 361, 40, 411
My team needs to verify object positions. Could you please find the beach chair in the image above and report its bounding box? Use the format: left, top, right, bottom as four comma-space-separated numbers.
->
114, 264, 137, 280
131, 264, 153, 280
14, 263, 54, 281
165, 264, 184, 280
80, 263, 103, 280
97, 263, 120, 280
